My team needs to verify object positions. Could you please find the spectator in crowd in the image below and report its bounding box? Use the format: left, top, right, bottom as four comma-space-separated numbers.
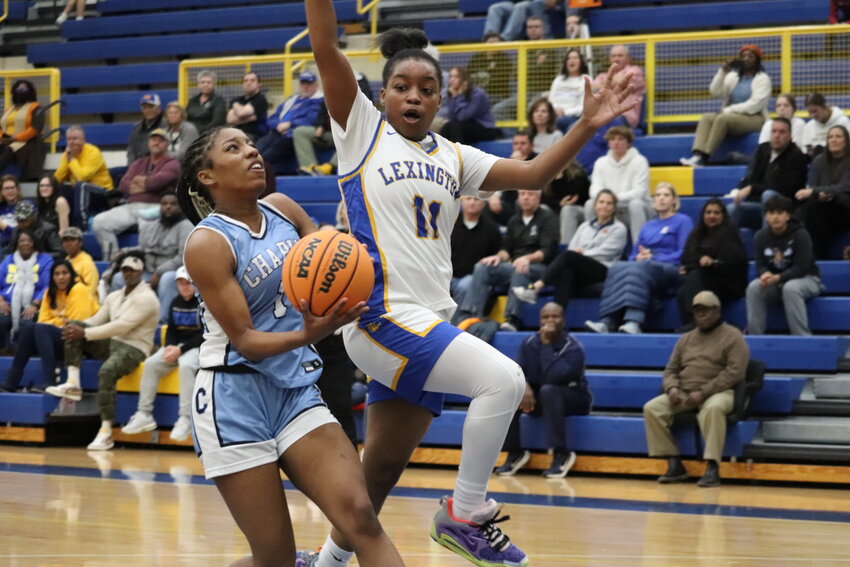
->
61, 227, 99, 299
527, 97, 563, 153
46, 255, 160, 451
680, 45, 771, 167
747, 195, 822, 335
163, 102, 199, 162
513, 189, 628, 309
585, 183, 693, 334
127, 94, 166, 164
794, 125, 850, 259
0, 259, 99, 393
93, 129, 180, 261
121, 266, 201, 442
55, 0, 84, 24
830, 0, 850, 23
5, 201, 62, 259
677, 199, 747, 331
484, 0, 563, 41
0, 230, 53, 350
727, 117, 809, 230
451, 196, 502, 308
584, 125, 651, 242
0, 80, 44, 180
441, 66, 499, 145
494, 302, 592, 478
468, 32, 515, 105
485, 131, 537, 225
549, 48, 589, 134
256, 71, 324, 172
53, 126, 114, 226
186, 70, 227, 135
36, 176, 70, 235
456, 190, 558, 331
565, 14, 592, 70
643, 290, 749, 488
543, 158, 589, 245
227, 71, 269, 141
592, 45, 646, 130
801, 93, 850, 157
104, 193, 193, 323
0, 175, 24, 249
758, 94, 805, 146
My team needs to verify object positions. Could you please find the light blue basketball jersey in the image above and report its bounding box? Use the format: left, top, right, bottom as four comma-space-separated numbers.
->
193, 200, 323, 389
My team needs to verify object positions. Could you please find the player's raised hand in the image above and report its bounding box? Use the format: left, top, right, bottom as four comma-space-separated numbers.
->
581, 63, 639, 128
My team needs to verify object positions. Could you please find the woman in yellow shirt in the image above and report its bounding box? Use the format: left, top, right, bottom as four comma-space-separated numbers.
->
0, 259, 98, 392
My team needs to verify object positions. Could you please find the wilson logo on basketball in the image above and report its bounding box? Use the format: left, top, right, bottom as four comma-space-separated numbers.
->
296, 236, 322, 278
318, 240, 354, 294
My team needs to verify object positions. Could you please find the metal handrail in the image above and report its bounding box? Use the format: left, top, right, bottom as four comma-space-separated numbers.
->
356, 0, 381, 38
0, 0, 9, 24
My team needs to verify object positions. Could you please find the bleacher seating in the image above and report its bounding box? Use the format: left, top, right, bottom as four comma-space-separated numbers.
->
61, 63, 180, 89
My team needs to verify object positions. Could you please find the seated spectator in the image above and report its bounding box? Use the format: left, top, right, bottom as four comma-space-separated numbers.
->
55, 0, 84, 24
494, 302, 591, 478
584, 126, 651, 242
643, 291, 749, 488
592, 45, 646, 130
746, 195, 822, 335
543, 158, 589, 245
585, 183, 693, 334
294, 100, 337, 177
440, 66, 499, 145
513, 190, 627, 308
227, 72, 269, 141
830, 0, 850, 23
92, 129, 180, 261
468, 32, 515, 105
549, 48, 588, 134
455, 189, 558, 331
127, 94, 166, 164
104, 193, 193, 323
121, 266, 201, 442
801, 93, 850, 157
0, 260, 99, 393
565, 13, 592, 72
5, 201, 62, 259
680, 45, 771, 167
36, 176, 70, 234
53, 126, 114, 226
186, 70, 227, 135
163, 102, 199, 162
484, 0, 563, 40
61, 227, 99, 298
727, 117, 808, 230
46, 255, 160, 451
0, 80, 44, 181
794, 125, 850, 259
0, 230, 53, 350
527, 98, 563, 153
485, 131, 536, 226
758, 94, 805, 146
451, 196, 502, 308
257, 71, 324, 173
0, 175, 24, 249
677, 199, 747, 331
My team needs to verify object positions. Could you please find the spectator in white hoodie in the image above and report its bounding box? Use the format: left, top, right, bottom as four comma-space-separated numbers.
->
801, 93, 850, 156
584, 126, 651, 241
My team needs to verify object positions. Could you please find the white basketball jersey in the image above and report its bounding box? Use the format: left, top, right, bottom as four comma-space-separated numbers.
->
332, 91, 498, 317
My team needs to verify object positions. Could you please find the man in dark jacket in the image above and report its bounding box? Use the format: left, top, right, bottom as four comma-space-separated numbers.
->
7, 201, 62, 258
728, 118, 808, 229
451, 196, 502, 309
127, 93, 166, 164
493, 302, 591, 478
746, 195, 822, 335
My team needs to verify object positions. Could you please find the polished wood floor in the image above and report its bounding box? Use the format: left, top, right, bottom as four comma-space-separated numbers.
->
2, 446, 850, 566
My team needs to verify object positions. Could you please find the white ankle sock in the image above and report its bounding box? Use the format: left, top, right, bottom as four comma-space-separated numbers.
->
100, 420, 112, 434
316, 535, 353, 567
67, 366, 80, 388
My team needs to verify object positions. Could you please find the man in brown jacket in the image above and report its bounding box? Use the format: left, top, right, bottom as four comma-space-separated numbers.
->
643, 291, 749, 487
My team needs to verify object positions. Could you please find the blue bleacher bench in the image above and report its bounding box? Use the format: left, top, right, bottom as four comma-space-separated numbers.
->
97, 0, 301, 13
63, 90, 179, 116
61, 63, 180, 89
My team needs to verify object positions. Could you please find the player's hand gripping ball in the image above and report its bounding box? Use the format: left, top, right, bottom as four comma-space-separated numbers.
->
283, 229, 375, 316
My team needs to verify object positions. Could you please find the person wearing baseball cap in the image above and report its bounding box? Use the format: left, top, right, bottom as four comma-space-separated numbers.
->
46, 252, 160, 451
61, 226, 100, 299
127, 92, 165, 164
122, 264, 202, 442
643, 289, 750, 488
4, 200, 62, 259
680, 43, 772, 167
255, 68, 324, 174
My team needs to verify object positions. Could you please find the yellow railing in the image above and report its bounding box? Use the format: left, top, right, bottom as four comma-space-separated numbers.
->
357, 0, 381, 39
0, 0, 8, 24
179, 24, 850, 134
0, 68, 62, 152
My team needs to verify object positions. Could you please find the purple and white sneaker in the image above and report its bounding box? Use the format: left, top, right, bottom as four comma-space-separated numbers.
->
294, 549, 319, 566
430, 496, 528, 567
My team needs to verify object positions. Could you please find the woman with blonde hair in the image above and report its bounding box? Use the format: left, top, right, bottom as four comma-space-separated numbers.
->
164, 102, 199, 161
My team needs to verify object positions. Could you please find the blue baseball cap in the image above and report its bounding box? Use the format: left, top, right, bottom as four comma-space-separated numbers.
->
140, 93, 161, 106
298, 71, 317, 83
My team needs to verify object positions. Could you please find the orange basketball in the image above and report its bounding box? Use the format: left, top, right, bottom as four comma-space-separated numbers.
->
282, 229, 375, 317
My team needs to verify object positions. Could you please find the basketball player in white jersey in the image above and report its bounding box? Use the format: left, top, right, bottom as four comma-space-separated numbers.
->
303, 1, 638, 565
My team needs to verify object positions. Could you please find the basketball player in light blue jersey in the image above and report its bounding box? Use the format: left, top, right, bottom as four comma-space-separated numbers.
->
176, 126, 406, 567
304, 1, 639, 566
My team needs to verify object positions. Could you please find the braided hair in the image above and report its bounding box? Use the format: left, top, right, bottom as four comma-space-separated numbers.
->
376, 28, 442, 89
176, 125, 227, 225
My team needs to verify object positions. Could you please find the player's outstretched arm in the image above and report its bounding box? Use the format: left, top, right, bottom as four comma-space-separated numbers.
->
481, 63, 639, 192
305, 0, 359, 130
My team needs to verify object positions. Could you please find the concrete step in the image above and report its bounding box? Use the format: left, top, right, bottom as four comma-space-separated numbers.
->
745, 438, 850, 463
814, 375, 850, 399
793, 399, 850, 417
762, 416, 850, 445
